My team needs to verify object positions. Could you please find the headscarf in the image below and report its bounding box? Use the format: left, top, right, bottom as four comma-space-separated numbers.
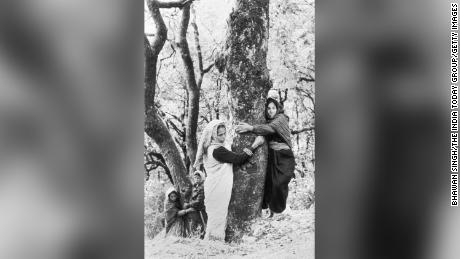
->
193, 170, 206, 181
264, 98, 293, 149
165, 187, 178, 200
264, 97, 285, 122
164, 187, 181, 231
193, 120, 226, 169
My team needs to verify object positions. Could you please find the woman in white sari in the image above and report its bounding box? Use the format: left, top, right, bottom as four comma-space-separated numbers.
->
193, 120, 263, 241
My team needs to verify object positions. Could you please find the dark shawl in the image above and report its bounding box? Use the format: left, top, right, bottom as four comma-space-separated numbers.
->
164, 198, 181, 232
189, 182, 205, 211
262, 98, 292, 148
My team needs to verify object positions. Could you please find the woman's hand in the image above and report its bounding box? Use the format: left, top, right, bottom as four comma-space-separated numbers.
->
251, 136, 265, 149
243, 148, 254, 156
235, 122, 253, 134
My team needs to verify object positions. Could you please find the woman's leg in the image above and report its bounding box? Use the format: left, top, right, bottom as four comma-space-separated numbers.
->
263, 149, 275, 210
269, 149, 295, 213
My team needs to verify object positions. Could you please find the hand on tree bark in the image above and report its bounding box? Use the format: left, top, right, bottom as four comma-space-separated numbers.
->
235, 123, 253, 134
251, 136, 265, 149
243, 148, 253, 156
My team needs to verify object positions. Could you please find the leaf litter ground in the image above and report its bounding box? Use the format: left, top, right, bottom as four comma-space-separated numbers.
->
145, 205, 314, 259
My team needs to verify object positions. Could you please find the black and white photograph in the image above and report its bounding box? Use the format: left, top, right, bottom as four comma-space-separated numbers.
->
144, 0, 315, 257
0, 1, 458, 259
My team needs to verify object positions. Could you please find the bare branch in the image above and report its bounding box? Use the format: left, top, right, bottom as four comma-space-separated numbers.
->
202, 63, 214, 74
298, 77, 315, 83
191, 6, 203, 73
166, 119, 185, 138
145, 151, 174, 184
278, 89, 288, 105
159, 45, 176, 62
176, 3, 200, 167
149, 0, 194, 8
295, 86, 315, 106
200, 115, 209, 123
291, 126, 315, 135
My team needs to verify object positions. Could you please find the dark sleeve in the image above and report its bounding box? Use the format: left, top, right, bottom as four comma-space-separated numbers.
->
252, 124, 276, 135
165, 207, 179, 223
189, 189, 204, 209
212, 146, 251, 165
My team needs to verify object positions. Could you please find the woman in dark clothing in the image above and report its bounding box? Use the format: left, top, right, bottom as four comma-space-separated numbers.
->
164, 187, 195, 237
236, 98, 296, 217
184, 171, 208, 238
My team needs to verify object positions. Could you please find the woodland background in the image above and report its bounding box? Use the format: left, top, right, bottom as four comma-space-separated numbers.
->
144, 0, 314, 257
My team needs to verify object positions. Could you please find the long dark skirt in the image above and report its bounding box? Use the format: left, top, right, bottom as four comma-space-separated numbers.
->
186, 210, 208, 238
165, 216, 187, 237
262, 148, 295, 213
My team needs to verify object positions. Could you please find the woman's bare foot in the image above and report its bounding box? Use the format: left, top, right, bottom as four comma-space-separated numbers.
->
262, 209, 273, 218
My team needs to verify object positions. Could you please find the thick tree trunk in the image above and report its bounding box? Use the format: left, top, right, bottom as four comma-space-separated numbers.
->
145, 109, 191, 193
221, 0, 271, 241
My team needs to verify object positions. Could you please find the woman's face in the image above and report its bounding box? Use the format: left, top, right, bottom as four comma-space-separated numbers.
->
267, 102, 278, 119
169, 192, 178, 202
216, 125, 226, 143
193, 174, 202, 184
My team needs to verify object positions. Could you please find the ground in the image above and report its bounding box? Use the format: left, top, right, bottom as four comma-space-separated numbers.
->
145, 205, 314, 258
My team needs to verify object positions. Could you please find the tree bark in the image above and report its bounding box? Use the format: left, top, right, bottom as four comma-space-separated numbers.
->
145, 109, 191, 193
220, 0, 271, 241
177, 3, 199, 171
145, 4, 192, 195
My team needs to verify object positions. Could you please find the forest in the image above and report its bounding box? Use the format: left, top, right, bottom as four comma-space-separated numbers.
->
144, 0, 315, 257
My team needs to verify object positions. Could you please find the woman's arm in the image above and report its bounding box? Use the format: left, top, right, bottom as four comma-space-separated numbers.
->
212, 146, 252, 165
177, 208, 195, 216
236, 122, 276, 135
188, 189, 204, 209
252, 124, 276, 135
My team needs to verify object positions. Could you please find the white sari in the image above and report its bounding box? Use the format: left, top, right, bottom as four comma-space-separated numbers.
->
194, 120, 233, 240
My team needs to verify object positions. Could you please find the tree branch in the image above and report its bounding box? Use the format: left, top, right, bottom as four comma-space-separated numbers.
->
190, 6, 203, 73
202, 63, 214, 74
145, 4, 167, 112
291, 126, 315, 135
295, 86, 315, 106
166, 119, 185, 138
278, 89, 288, 105
200, 115, 209, 123
298, 77, 315, 83
176, 3, 199, 168
144, 151, 174, 184
149, 0, 194, 8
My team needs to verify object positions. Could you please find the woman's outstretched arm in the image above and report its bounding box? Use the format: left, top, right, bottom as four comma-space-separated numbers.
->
212, 137, 264, 165
236, 122, 276, 135
212, 146, 251, 165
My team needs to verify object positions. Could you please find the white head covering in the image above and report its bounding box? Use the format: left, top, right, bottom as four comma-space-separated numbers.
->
193, 120, 226, 169
165, 187, 178, 198
193, 170, 206, 181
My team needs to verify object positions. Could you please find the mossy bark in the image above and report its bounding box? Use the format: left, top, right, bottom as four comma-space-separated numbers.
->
221, 0, 271, 242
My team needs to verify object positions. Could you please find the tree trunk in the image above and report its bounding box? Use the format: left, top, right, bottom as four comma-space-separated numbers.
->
145, 3, 192, 196
177, 3, 199, 171
145, 110, 191, 193
220, 0, 271, 241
